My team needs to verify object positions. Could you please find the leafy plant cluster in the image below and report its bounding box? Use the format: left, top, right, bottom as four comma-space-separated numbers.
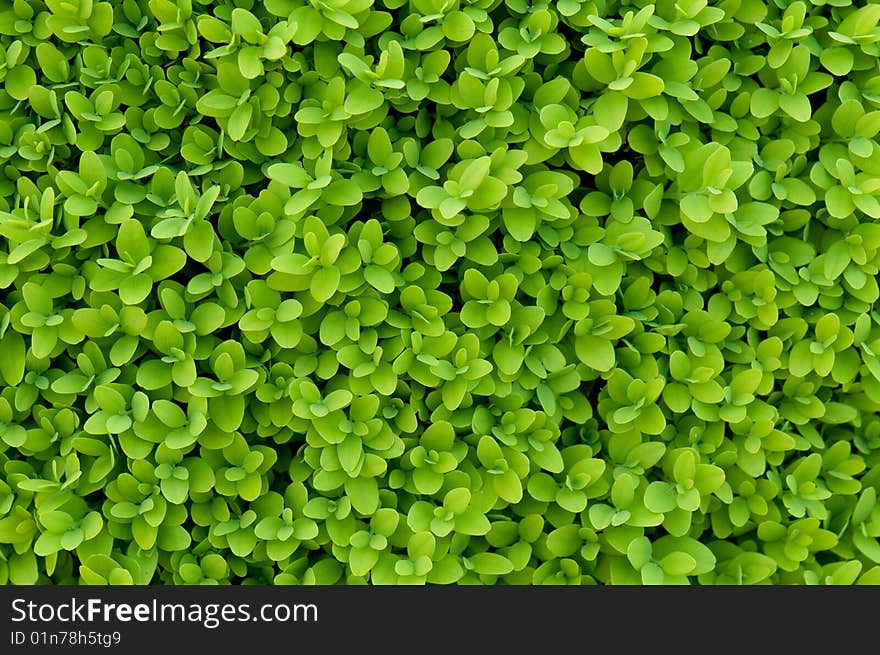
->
1, 0, 880, 585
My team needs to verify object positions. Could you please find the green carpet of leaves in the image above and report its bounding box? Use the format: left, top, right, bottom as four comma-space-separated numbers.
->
1, 0, 880, 585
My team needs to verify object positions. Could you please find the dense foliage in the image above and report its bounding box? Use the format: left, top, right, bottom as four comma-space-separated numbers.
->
2, 0, 880, 585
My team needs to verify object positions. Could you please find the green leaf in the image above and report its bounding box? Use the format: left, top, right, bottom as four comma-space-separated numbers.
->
588, 243, 617, 266
345, 85, 384, 115
345, 477, 380, 515
228, 102, 254, 140
6, 66, 37, 101
209, 395, 245, 432
659, 552, 696, 576
161, 477, 189, 504
681, 194, 713, 223
575, 335, 615, 372
825, 186, 854, 219
778, 94, 812, 122
311, 267, 341, 302
644, 482, 677, 514
0, 332, 26, 386
466, 552, 513, 576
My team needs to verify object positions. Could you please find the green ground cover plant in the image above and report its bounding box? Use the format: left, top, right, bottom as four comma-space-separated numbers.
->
1, 0, 880, 585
